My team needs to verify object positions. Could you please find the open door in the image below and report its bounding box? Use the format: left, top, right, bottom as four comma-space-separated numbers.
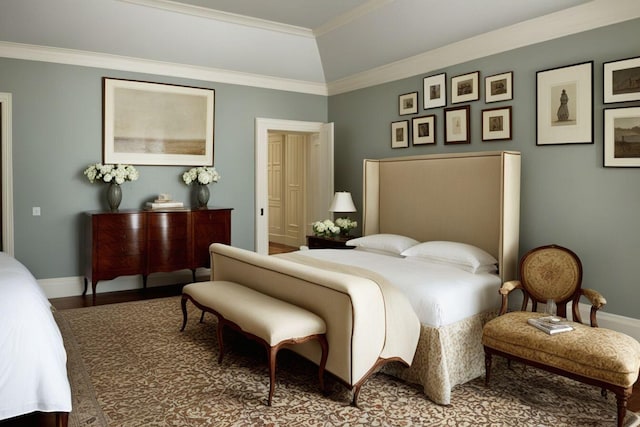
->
255, 118, 333, 255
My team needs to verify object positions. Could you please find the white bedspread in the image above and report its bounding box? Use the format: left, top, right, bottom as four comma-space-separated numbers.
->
0, 252, 71, 420
294, 248, 501, 327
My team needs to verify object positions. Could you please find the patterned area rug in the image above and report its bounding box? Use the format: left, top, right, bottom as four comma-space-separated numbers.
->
55, 296, 639, 426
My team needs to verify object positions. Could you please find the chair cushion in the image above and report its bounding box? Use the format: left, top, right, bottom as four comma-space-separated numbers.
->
482, 311, 640, 388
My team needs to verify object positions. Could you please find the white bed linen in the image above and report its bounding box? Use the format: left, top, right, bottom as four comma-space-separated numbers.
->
0, 252, 72, 420
295, 248, 501, 327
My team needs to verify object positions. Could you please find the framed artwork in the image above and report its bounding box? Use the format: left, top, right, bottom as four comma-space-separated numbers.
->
603, 106, 640, 167
391, 120, 409, 148
536, 61, 593, 145
485, 71, 513, 103
423, 73, 446, 109
399, 92, 418, 115
444, 105, 470, 144
482, 106, 512, 141
103, 77, 215, 166
451, 71, 480, 104
603, 56, 640, 103
412, 115, 436, 145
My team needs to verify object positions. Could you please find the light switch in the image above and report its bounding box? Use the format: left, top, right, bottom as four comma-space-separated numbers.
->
32, 207, 41, 216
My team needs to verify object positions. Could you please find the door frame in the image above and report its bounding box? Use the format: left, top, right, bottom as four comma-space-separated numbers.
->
0, 93, 14, 255
255, 118, 333, 254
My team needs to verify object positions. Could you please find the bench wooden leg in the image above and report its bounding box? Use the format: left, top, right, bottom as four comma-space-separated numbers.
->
484, 351, 492, 386
267, 345, 280, 406
180, 296, 189, 332
217, 319, 226, 364
317, 334, 328, 394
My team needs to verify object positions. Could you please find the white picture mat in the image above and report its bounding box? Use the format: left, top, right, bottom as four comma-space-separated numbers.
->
482, 108, 511, 140
604, 56, 640, 103
604, 107, 640, 167
391, 121, 409, 148
423, 74, 446, 109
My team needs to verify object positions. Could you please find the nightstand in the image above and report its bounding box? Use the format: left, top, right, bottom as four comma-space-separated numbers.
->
306, 234, 356, 249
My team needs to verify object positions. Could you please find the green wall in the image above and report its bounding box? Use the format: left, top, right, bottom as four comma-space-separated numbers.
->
329, 18, 640, 319
0, 59, 327, 278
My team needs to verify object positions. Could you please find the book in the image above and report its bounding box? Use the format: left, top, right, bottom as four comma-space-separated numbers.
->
527, 317, 574, 335
146, 201, 184, 209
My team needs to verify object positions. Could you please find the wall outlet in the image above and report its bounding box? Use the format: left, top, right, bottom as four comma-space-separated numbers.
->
32, 207, 41, 216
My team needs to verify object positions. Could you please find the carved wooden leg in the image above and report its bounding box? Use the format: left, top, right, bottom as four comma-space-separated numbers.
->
317, 335, 328, 394
267, 345, 279, 406
615, 388, 631, 427
180, 297, 189, 331
351, 384, 362, 408
484, 351, 492, 386
199, 311, 205, 323
217, 319, 225, 364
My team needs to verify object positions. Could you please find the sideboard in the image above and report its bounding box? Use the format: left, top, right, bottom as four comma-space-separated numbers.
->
84, 207, 232, 302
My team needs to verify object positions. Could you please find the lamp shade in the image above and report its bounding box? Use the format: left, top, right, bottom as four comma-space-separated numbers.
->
329, 191, 356, 213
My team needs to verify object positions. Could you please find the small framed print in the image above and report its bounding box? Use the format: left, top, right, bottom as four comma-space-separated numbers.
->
482, 106, 512, 141
451, 71, 480, 104
604, 56, 640, 103
412, 115, 436, 145
399, 92, 418, 115
536, 61, 593, 145
485, 71, 513, 103
391, 120, 409, 148
444, 105, 470, 144
423, 73, 446, 109
603, 106, 640, 167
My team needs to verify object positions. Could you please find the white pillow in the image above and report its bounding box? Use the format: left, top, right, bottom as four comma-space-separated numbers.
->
346, 234, 419, 256
401, 241, 498, 274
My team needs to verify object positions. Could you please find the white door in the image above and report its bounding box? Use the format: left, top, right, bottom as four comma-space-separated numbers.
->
255, 119, 333, 254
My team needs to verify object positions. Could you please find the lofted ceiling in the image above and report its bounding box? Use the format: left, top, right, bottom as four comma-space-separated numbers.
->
0, 0, 639, 94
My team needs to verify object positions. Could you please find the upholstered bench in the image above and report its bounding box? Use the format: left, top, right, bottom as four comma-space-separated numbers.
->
483, 311, 640, 427
181, 280, 329, 406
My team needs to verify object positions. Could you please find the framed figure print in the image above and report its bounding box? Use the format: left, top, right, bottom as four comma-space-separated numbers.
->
536, 61, 593, 145
603, 106, 640, 167
482, 106, 512, 141
485, 71, 513, 103
423, 73, 446, 109
444, 105, 470, 144
604, 56, 640, 103
103, 77, 215, 165
412, 115, 436, 145
391, 120, 409, 148
399, 92, 418, 115
451, 71, 480, 104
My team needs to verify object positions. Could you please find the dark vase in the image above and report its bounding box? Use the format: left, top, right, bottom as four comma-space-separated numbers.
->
196, 184, 210, 208
106, 182, 122, 212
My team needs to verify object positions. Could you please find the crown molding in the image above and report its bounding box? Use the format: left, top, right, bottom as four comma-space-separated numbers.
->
120, 0, 314, 38
0, 41, 328, 96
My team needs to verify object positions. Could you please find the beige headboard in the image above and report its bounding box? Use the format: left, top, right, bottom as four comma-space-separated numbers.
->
363, 151, 521, 282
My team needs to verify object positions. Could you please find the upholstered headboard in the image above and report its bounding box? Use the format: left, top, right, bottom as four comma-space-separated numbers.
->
362, 151, 521, 282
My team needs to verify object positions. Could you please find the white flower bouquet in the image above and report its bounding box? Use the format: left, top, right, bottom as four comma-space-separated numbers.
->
182, 166, 221, 185
83, 163, 139, 184
312, 219, 341, 237
335, 217, 357, 232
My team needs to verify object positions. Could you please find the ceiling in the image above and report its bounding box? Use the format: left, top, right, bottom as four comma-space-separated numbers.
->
0, 0, 638, 94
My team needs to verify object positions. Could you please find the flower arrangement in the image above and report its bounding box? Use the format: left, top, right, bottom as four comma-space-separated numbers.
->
182, 166, 220, 185
312, 219, 341, 237
335, 217, 357, 233
83, 163, 139, 184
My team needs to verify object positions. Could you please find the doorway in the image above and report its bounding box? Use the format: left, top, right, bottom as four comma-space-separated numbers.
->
0, 93, 13, 255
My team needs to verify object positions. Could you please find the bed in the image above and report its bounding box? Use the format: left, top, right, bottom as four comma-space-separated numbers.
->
0, 251, 71, 426
284, 150, 521, 404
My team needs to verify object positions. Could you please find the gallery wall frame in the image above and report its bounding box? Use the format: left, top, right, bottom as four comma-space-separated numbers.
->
399, 92, 418, 115
423, 73, 447, 109
391, 120, 409, 148
603, 106, 640, 167
451, 71, 480, 104
485, 71, 513, 103
444, 105, 470, 144
103, 77, 215, 166
536, 61, 593, 146
603, 56, 640, 103
412, 115, 436, 145
482, 106, 512, 141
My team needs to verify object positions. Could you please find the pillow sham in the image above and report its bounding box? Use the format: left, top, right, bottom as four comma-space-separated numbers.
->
346, 234, 419, 256
400, 241, 498, 274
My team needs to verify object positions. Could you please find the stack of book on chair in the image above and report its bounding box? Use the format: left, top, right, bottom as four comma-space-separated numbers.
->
145, 194, 184, 210
527, 316, 574, 335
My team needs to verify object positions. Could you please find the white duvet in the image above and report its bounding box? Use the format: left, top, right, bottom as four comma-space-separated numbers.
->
0, 252, 71, 420
295, 248, 501, 327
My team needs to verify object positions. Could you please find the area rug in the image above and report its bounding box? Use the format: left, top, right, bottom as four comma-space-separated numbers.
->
55, 296, 639, 426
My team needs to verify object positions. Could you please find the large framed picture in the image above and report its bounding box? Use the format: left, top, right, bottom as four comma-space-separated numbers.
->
399, 92, 418, 115
485, 71, 513, 103
536, 61, 593, 145
603, 56, 640, 103
451, 71, 480, 104
391, 120, 409, 148
103, 77, 215, 166
482, 106, 512, 141
412, 115, 436, 145
423, 73, 446, 109
603, 106, 640, 167
444, 105, 470, 144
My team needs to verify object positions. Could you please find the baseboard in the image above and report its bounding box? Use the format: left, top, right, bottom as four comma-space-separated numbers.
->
39, 269, 211, 299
